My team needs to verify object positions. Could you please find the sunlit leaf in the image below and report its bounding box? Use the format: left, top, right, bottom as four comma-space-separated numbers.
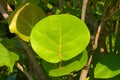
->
9, 3, 46, 42
30, 14, 90, 63
0, 44, 19, 72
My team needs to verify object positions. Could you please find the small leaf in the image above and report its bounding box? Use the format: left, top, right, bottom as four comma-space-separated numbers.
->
94, 53, 120, 78
49, 50, 88, 76
30, 14, 90, 63
0, 43, 19, 72
9, 3, 46, 42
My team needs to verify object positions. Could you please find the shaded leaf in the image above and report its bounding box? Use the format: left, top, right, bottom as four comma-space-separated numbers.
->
9, 3, 46, 42
94, 53, 120, 78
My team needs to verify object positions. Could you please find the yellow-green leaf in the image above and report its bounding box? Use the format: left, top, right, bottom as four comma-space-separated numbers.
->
0, 43, 19, 72
30, 14, 90, 63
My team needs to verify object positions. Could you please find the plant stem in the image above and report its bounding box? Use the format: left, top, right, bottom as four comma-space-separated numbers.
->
79, 0, 90, 80
80, 2, 120, 80
114, 17, 120, 53
81, 0, 88, 21
17, 63, 33, 80
18, 38, 47, 80
93, 8, 120, 50
79, 55, 92, 80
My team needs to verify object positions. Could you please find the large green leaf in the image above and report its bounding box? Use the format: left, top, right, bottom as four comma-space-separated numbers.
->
49, 50, 88, 76
94, 53, 120, 78
30, 14, 90, 63
0, 43, 19, 72
9, 3, 46, 42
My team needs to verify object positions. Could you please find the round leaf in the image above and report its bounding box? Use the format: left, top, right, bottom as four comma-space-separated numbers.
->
9, 3, 46, 42
30, 14, 90, 63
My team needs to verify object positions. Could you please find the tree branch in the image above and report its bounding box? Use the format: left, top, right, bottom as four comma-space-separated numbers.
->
18, 38, 47, 80
81, 0, 88, 21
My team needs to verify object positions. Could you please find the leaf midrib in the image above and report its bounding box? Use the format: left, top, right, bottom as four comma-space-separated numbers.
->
20, 16, 33, 28
58, 24, 62, 60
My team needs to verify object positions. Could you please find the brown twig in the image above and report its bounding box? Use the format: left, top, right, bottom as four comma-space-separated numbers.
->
93, 8, 120, 50
92, 22, 103, 49
79, 55, 92, 80
114, 17, 120, 53
0, 2, 47, 80
81, 0, 88, 21
18, 38, 47, 80
79, 0, 90, 80
79, 7, 120, 80
17, 63, 33, 80
0, 3, 9, 20
115, 17, 119, 37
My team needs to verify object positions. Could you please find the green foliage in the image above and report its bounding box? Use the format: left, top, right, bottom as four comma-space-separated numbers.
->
0, 0, 120, 80
0, 23, 8, 37
94, 53, 120, 78
0, 43, 19, 72
30, 14, 90, 77
9, 3, 46, 42
49, 50, 88, 76
42, 49, 88, 77
30, 14, 90, 63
